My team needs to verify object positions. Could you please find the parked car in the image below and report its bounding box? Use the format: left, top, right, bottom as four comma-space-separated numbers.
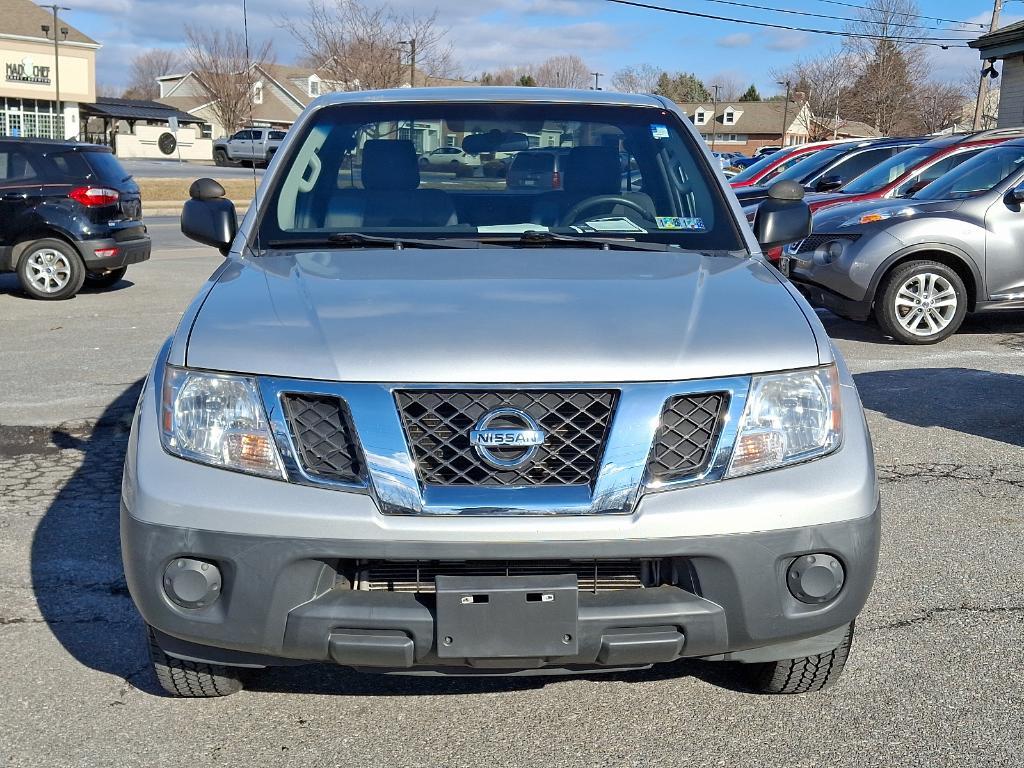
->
735, 137, 927, 210
729, 155, 761, 169
505, 147, 571, 189
213, 127, 286, 168
803, 128, 1024, 215
754, 146, 781, 157
419, 146, 481, 172
124, 87, 878, 698
0, 138, 150, 300
785, 139, 1024, 344
730, 140, 852, 189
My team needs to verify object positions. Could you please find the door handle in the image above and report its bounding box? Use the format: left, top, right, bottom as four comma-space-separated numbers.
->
0, 192, 26, 201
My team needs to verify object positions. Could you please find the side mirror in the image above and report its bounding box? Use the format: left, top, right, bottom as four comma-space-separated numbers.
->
1008, 184, 1024, 205
901, 179, 929, 198
815, 174, 844, 192
181, 178, 237, 256
753, 181, 812, 251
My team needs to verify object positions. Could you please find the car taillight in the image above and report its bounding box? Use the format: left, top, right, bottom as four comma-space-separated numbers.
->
69, 186, 120, 207
551, 171, 561, 189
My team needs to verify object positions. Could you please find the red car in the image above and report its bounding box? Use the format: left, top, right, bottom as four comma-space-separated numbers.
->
729, 139, 853, 189
804, 128, 1024, 215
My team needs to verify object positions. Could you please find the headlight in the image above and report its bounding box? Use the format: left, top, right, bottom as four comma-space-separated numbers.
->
841, 206, 916, 227
160, 367, 284, 479
727, 365, 842, 477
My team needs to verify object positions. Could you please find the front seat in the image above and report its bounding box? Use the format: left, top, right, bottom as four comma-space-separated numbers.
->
530, 146, 653, 227
323, 139, 457, 229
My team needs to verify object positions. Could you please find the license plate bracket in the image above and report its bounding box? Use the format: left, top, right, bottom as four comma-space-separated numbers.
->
434, 574, 579, 658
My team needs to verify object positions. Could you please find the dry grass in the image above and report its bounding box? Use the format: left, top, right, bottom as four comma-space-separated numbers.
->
137, 178, 258, 204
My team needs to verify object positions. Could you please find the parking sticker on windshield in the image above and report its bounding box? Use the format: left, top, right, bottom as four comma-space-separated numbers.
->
655, 216, 706, 231
650, 124, 670, 139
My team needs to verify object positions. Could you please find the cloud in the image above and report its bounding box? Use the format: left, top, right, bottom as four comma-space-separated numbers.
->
765, 31, 809, 52
716, 33, 752, 49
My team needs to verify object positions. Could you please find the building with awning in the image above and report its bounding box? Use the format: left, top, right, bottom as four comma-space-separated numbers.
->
80, 96, 213, 159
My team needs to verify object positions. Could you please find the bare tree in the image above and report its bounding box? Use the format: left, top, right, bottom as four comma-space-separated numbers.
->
184, 27, 273, 136
282, 0, 458, 90
534, 55, 591, 89
915, 80, 970, 133
708, 72, 742, 102
842, 0, 926, 135
611, 64, 660, 94
773, 48, 854, 140
122, 49, 182, 100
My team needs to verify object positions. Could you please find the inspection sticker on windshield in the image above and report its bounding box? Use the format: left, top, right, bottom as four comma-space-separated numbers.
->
655, 216, 706, 231
650, 124, 670, 139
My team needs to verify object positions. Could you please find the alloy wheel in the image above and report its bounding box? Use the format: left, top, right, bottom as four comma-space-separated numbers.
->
25, 248, 72, 294
894, 272, 958, 337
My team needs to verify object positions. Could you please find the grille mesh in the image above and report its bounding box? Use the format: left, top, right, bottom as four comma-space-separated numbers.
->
355, 559, 656, 593
281, 393, 364, 484
792, 233, 859, 254
396, 390, 617, 486
646, 393, 727, 483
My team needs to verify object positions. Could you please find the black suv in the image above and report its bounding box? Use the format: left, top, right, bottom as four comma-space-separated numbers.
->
0, 139, 150, 300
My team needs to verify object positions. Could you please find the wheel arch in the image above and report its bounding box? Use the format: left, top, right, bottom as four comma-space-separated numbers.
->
12, 228, 84, 266
868, 245, 982, 312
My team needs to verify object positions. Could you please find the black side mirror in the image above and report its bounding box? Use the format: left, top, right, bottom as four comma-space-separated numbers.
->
181, 178, 237, 256
1008, 184, 1024, 205
754, 180, 812, 251
815, 174, 844, 192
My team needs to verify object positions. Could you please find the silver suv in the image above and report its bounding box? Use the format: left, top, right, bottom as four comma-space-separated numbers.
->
121, 88, 880, 697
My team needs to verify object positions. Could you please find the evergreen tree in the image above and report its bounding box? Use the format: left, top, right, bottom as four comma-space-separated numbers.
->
738, 84, 761, 102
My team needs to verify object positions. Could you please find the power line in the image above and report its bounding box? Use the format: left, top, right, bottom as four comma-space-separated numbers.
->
604, 0, 973, 47
692, 0, 978, 34
806, 0, 987, 29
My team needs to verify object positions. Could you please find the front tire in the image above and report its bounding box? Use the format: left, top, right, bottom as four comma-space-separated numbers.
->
147, 626, 243, 698
876, 260, 966, 344
745, 622, 855, 694
16, 239, 86, 300
213, 149, 228, 167
84, 266, 127, 289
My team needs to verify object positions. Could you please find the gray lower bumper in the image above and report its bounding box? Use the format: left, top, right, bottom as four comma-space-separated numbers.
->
123, 504, 880, 671
78, 236, 151, 269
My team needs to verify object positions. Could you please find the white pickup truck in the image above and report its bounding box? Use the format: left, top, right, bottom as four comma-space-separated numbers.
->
212, 127, 286, 167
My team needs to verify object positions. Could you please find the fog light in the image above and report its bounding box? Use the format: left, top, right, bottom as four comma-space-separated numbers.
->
162, 558, 222, 609
787, 553, 845, 604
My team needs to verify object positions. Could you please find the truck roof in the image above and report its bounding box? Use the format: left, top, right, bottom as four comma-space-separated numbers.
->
313, 86, 669, 109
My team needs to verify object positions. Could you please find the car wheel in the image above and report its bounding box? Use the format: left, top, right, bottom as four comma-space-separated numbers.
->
876, 260, 967, 345
419, 157, 429, 167
744, 622, 854, 694
16, 239, 86, 300
213, 149, 228, 167
147, 626, 243, 698
84, 266, 127, 289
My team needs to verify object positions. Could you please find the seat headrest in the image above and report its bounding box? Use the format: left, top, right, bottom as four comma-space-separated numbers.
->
362, 139, 419, 191
564, 146, 622, 195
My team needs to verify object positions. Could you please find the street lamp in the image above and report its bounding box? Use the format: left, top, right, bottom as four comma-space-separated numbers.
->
40, 6, 70, 139
590, 72, 604, 90
711, 84, 721, 151
777, 80, 792, 148
397, 39, 416, 87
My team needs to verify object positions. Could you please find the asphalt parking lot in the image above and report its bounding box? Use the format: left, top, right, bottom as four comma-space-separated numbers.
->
2, 220, 1023, 767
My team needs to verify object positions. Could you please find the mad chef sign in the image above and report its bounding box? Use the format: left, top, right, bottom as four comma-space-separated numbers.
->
6, 57, 51, 85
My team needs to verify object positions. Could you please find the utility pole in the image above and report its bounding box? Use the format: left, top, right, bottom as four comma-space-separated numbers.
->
591, 72, 603, 90
974, 0, 1003, 130
833, 85, 841, 140
711, 84, 721, 151
777, 80, 792, 147
398, 39, 416, 87
40, 5, 70, 139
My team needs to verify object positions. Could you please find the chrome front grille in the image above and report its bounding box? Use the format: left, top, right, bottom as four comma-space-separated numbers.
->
395, 390, 617, 487
646, 393, 727, 483
353, 559, 661, 593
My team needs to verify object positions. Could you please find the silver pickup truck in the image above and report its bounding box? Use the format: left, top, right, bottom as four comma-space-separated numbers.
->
212, 127, 286, 167
122, 88, 880, 698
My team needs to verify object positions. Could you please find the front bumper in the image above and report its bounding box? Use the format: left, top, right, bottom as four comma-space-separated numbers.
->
123, 505, 880, 672
790, 277, 873, 321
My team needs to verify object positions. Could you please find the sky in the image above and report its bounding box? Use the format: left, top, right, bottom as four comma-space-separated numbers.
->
60, 0, 1018, 96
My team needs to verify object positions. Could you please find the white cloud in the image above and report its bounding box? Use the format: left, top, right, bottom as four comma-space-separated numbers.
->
765, 31, 809, 52
716, 33, 752, 49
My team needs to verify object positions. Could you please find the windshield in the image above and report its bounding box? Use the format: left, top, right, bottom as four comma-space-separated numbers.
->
913, 144, 1024, 200
257, 101, 743, 251
729, 148, 791, 183
841, 145, 934, 193
772, 145, 848, 185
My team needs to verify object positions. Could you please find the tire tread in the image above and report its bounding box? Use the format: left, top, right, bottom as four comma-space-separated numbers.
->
748, 621, 854, 694
147, 627, 242, 698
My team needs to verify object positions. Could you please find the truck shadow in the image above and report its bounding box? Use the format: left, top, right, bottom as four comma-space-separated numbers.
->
854, 368, 1024, 449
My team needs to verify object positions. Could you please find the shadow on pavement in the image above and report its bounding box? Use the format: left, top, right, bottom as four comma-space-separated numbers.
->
820, 308, 1024, 344
855, 368, 1024, 448
28, 379, 161, 695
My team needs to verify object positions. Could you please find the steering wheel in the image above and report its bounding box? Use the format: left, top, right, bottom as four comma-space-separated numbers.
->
559, 195, 653, 227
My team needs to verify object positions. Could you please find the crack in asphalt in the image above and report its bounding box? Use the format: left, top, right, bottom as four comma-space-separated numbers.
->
877, 462, 1024, 489
864, 603, 1024, 633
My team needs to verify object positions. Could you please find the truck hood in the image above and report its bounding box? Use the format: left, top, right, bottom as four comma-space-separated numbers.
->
184, 248, 820, 383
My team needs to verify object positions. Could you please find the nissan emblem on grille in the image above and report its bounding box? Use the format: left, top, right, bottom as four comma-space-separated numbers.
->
469, 407, 547, 469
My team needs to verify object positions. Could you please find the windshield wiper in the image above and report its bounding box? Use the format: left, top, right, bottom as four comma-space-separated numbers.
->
479, 230, 672, 251
264, 232, 489, 250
